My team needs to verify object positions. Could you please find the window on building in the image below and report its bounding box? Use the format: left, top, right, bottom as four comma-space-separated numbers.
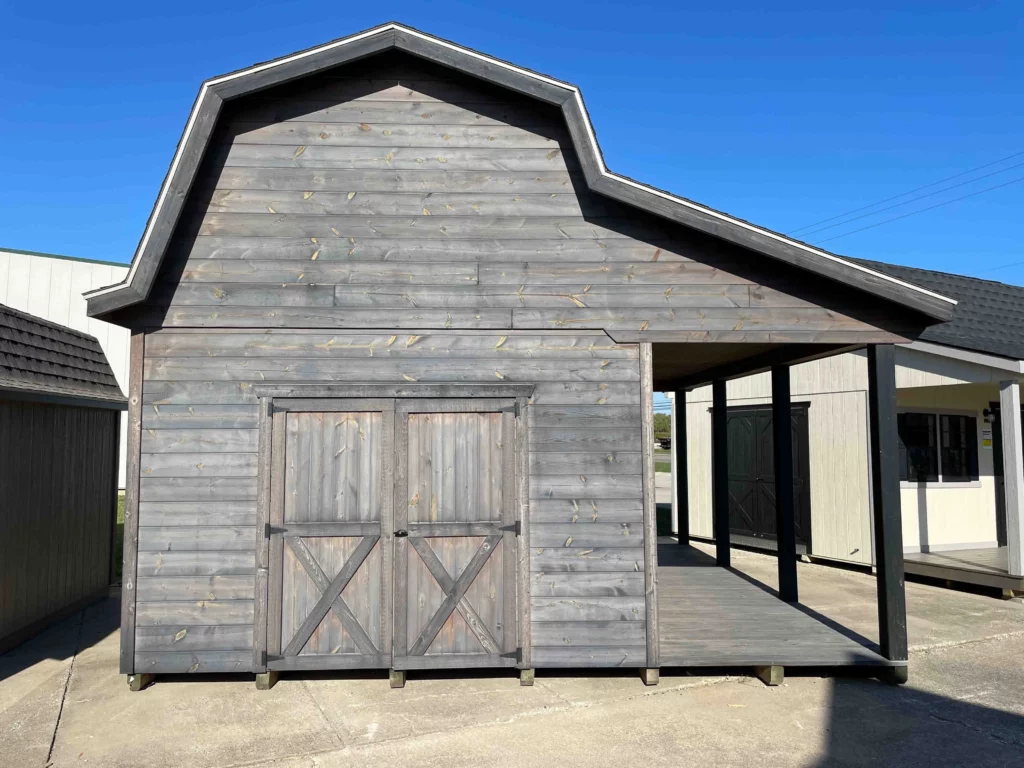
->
898, 413, 938, 482
939, 414, 979, 482
897, 411, 979, 483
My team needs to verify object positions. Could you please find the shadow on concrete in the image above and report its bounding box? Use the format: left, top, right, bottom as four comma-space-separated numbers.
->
817, 673, 1024, 765
0, 593, 120, 684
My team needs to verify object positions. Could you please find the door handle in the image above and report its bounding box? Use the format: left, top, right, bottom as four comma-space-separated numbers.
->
394, 529, 409, 538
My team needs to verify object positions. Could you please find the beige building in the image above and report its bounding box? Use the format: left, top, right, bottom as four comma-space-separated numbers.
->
674, 262, 1024, 594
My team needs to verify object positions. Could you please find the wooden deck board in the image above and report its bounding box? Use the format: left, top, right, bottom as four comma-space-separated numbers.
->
904, 547, 1023, 591
657, 542, 894, 668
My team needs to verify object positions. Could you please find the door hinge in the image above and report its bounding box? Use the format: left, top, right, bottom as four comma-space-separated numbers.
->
394, 529, 409, 538
515, 520, 522, 536
264, 522, 271, 540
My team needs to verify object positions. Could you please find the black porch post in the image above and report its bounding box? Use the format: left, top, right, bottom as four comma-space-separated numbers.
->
867, 344, 909, 667
674, 389, 689, 545
712, 379, 730, 567
772, 365, 798, 602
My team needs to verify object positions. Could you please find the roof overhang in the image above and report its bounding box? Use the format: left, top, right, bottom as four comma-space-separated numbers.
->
903, 340, 1024, 376
0, 381, 128, 410
85, 22, 957, 323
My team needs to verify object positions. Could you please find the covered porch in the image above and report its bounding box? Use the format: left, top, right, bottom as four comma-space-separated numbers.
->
904, 547, 1024, 596
894, 344, 1024, 597
649, 342, 907, 680
657, 539, 892, 668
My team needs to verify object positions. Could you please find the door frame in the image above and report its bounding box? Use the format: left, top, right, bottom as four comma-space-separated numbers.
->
251, 384, 534, 673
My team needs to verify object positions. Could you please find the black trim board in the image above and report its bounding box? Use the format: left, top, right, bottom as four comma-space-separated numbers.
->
86, 23, 955, 324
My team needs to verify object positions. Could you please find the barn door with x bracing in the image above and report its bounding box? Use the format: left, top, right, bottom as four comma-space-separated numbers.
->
393, 399, 519, 670
265, 400, 394, 671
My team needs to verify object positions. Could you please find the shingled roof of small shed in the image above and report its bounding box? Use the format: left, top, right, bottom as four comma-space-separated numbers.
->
0, 303, 125, 403
858, 260, 1024, 362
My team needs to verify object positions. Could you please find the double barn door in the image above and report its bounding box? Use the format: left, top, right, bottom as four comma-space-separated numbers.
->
263, 398, 519, 672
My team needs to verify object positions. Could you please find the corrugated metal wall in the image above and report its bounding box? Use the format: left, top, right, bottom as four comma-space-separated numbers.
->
0, 398, 119, 651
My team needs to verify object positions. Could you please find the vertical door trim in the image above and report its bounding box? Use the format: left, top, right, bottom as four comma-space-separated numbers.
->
253, 396, 272, 672
515, 395, 531, 669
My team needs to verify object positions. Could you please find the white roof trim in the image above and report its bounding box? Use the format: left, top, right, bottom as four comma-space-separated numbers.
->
85, 23, 957, 308
904, 340, 1024, 375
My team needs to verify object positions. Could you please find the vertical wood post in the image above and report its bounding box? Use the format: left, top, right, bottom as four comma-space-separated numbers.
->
772, 366, 798, 602
673, 390, 689, 545
999, 380, 1024, 577
120, 330, 144, 675
639, 344, 660, 670
867, 345, 908, 662
712, 379, 730, 567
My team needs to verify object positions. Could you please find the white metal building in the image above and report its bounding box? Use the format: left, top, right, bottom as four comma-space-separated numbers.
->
0, 248, 130, 486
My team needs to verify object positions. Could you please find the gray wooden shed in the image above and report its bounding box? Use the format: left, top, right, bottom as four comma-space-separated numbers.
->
86, 23, 957, 690
0, 304, 125, 653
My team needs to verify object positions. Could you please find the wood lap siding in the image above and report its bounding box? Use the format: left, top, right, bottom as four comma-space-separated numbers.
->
139, 332, 646, 667
143, 51, 906, 343
134, 52, 901, 671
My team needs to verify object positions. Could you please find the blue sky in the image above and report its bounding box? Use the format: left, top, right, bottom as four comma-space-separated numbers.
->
2, 0, 1021, 297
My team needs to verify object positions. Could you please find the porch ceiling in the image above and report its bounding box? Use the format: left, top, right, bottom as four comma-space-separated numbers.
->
652, 342, 850, 391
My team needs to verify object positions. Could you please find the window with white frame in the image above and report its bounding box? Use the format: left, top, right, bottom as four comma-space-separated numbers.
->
897, 411, 979, 483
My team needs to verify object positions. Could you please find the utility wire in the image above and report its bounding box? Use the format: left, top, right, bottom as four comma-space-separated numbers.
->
787, 150, 1024, 235
798, 160, 1024, 238
813, 175, 1024, 245
976, 259, 1024, 275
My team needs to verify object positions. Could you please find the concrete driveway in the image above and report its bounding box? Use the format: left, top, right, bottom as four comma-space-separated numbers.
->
3, 547, 1022, 768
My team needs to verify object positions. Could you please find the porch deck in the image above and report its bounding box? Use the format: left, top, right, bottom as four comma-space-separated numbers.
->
904, 547, 1023, 593
657, 540, 895, 668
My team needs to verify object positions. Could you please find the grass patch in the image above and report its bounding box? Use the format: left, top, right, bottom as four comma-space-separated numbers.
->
655, 461, 671, 473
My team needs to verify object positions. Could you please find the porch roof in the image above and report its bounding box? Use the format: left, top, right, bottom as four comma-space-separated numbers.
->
861, 260, 1024, 362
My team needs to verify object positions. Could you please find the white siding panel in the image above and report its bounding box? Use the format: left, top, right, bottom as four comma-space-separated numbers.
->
684, 368, 873, 565
27, 257, 53, 318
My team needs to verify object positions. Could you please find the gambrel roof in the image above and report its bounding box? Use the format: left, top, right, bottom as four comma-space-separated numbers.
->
85, 22, 956, 322
0, 303, 125, 406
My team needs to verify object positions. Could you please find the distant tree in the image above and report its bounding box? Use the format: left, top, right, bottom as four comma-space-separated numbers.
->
653, 412, 671, 437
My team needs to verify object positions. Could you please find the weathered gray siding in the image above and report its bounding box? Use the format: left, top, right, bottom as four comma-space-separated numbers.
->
138, 330, 644, 670
134, 52, 914, 342
129, 51, 917, 672
0, 399, 119, 652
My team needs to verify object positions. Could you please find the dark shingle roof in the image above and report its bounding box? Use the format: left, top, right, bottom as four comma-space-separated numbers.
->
0, 303, 125, 403
856, 260, 1024, 361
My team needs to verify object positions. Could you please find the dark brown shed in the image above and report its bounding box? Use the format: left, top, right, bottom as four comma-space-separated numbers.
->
0, 303, 125, 653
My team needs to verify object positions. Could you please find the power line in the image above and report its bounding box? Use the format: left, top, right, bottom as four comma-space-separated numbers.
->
813, 175, 1024, 245
976, 259, 1024, 275
787, 150, 1024, 235
797, 160, 1024, 238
